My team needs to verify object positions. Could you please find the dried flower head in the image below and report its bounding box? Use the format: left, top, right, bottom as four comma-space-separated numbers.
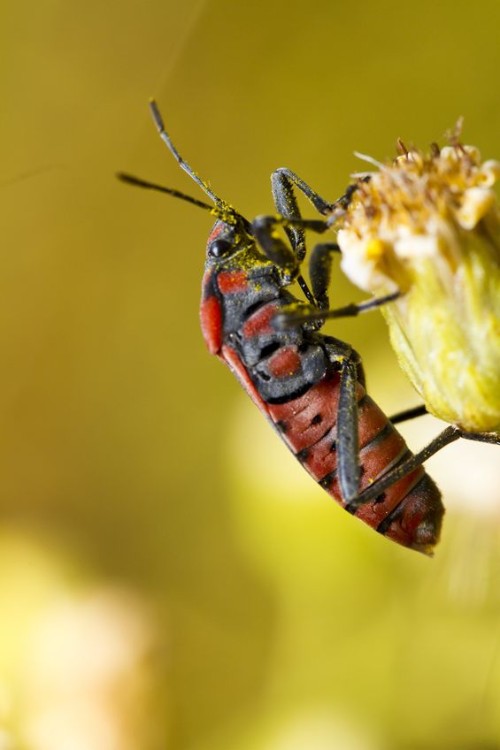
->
333, 126, 500, 432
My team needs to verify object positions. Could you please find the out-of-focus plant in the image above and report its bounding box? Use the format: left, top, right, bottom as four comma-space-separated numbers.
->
0, 531, 168, 750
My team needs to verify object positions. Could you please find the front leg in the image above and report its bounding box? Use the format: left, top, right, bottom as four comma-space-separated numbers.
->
250, 214, 328, 306
271, 168, 334, 263
270, 168, 335, 307
272, 168, 335, 217
390, 404, 428, 424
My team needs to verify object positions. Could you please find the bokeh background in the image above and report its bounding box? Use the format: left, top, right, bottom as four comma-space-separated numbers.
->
2, 0, 500, 748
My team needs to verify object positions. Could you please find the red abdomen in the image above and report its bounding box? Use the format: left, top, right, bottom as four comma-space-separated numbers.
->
224, 346, 443, 553
200, 265, 443, 553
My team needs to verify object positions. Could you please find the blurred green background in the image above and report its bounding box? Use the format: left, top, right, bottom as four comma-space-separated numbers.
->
2, 0, 500, 748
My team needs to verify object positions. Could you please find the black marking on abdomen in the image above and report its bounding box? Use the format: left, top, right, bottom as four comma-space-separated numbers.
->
360, 422, 394, 453
264, 381, 313, 405
240, 298, 268, 322
320, 470, 337, 491
357, 393, 370, 413
259, 341, 281, 359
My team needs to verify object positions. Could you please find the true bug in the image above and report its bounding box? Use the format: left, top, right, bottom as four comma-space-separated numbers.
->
118, 101, 445, 554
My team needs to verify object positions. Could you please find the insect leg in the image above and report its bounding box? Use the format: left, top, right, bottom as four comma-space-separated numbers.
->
272, 168, 335, 219
308, 242, 341, 311
459, 431, 500, 446
270, 172, 399, 322
251, 214, 331, 305
336, 353, 363, 501
261, 169, 378, 313
271, 170, 397, 320
250, 216, 314, 309
322, 343, 363, 502
268, 168, 333, 305
341, 424, 499, 514
308, 243, 401, 316
272, 169, 369, 222
271, 169, 333, 272
389, 404, 428, 424
345, 426, 462, 512
251, 214, 301, 277
270, 170, 306, 265
260, 168, 362, 307
276, 290, 401, 327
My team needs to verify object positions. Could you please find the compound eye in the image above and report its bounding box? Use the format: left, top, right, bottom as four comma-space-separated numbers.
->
209, 238, 233, 258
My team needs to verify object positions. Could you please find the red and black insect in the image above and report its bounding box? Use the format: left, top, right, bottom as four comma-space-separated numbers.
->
118, 101, 445, 554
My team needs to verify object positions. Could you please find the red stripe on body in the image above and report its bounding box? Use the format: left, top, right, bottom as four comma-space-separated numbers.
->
268, 372, 362, 453
381, 475, 442, 551
242, 302, 277, 338
353, 465, 425, 527
217, 270, 249, 294
357, 396, 391, 448
200, 296, 223, 355
359, 429, 408, 487
292, 391, 386, 482
297, 392, 392, 481
302, 427, 338, 480
266, 346, 302, 378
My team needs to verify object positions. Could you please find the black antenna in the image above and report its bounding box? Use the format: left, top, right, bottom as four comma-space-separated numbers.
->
149, 99, 229, 210
116, 172, 215, 212
118, 100, 250, 228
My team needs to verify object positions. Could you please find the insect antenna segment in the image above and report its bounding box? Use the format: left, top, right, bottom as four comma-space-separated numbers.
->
118, 100, 250, 231
149, 99, 224, 207
116, 172, 215, 211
